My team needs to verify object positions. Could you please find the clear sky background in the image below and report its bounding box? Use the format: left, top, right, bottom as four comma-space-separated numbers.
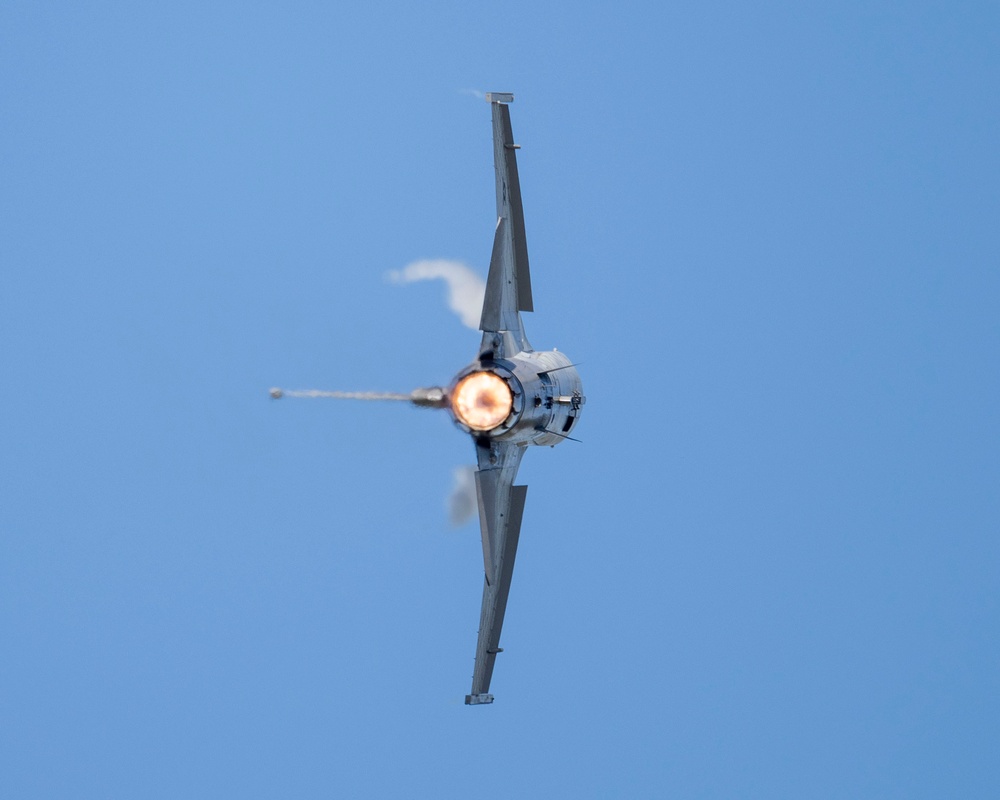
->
2, 2, 998, 797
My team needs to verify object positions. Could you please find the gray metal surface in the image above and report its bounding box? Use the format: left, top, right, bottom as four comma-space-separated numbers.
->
479, 95, 532, 349
467, 439, 528, 702
474, 442, 526, 585
460, 97, 583, 701
448, 348, 584, 448
271, 93, 585, 705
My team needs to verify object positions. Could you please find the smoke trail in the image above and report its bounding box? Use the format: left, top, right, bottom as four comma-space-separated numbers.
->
270, 389, 410, 401
448, 464, 478, 527
387, 259, 485, 329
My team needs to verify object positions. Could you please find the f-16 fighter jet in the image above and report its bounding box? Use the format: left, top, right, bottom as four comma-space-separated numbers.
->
272, 93, 584, 705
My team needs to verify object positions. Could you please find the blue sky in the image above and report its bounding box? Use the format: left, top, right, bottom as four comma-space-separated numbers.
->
2, 2, 998, 797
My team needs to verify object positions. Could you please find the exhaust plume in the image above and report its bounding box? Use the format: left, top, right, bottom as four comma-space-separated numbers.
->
387, 259, 485, 329
449, 465, 478, 527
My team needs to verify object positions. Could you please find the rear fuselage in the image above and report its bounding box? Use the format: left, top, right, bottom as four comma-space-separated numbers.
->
448, 348, 584, 447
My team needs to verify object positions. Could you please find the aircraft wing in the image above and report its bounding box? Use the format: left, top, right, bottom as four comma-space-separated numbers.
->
465, 440, 528, 705
480, 93, 533, 347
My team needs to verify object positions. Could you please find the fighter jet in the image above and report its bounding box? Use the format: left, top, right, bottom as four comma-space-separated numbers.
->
273, 93, 584, 705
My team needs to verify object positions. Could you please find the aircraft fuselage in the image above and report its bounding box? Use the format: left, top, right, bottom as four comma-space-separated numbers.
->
448, 346, 584, 447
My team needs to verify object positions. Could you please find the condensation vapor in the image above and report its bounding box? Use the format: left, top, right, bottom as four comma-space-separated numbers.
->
387, 260, 486, 329
449, 465, 478, 527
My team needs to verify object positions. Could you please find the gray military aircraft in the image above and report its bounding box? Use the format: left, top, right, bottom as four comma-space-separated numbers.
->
272, 93, 584, 705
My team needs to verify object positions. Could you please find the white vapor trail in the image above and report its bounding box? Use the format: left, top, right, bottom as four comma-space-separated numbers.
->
387, 259, 485, 329
448, 465, 478, 527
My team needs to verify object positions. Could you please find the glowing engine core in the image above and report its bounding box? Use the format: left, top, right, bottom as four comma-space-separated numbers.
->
451, 371, 513, 431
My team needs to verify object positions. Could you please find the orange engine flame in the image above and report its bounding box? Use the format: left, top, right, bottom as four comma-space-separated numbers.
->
451, 372, 513, 431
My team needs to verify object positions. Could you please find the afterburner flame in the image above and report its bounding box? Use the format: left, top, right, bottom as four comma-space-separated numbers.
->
451, 372, 513, 431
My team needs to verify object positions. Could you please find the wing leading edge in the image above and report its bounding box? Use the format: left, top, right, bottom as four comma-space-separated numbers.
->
465, 441, 527, 705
